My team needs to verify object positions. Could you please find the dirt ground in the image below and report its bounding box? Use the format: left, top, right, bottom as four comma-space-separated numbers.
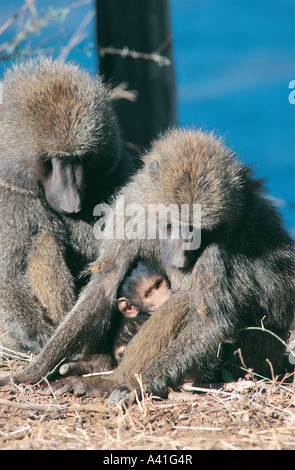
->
0, 358, 294, 451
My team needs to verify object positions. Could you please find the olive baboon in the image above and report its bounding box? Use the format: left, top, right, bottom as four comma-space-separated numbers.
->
116, 260, 171, 317
2, 129, 294, 403
114, 259, 171, 362
0, 56, 137, 354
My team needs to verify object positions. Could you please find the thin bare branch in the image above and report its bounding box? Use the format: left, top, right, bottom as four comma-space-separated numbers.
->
0, 0, 36, 38
60, 8, 95, 60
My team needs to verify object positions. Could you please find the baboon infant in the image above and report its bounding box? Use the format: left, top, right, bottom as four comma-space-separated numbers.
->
114, 260, 172, 362
59, 260, 172, 376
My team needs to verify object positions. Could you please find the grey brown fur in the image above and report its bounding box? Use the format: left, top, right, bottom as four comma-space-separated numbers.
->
3, 129, 294, 401
58, 315, 148, 378
0, 56, 136, 354
59, 261, 170, 375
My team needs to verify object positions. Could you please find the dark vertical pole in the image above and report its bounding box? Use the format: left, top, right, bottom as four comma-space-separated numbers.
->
96, 0, 177, 151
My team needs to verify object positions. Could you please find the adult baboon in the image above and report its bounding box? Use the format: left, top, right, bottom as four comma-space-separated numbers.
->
0, 56, 137, 354
3, 129, 294, 402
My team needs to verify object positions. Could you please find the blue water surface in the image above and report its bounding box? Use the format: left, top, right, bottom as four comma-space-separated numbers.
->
0, 0, 294, 233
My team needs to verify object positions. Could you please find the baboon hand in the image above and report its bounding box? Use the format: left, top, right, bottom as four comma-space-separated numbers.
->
59, 354, 114, 377
107, 385, 137, 406
42, 375, 115, 398
42, 376, 96, 397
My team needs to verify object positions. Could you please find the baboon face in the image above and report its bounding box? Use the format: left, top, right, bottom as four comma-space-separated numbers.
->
134, 274, 171, 314
159, 226, 198, 269
117, 274, 171, 317
38, 156, 86, 214
117, 261, 172, 317
1, 56, 120, 216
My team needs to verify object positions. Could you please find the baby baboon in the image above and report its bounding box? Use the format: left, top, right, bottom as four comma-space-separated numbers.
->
114, 259, 172, 361
3, 129, 294, 402
112, 260, 172, 361
59, 260, 171, 375
0, 56, 137, 354
116, 260, 172, 316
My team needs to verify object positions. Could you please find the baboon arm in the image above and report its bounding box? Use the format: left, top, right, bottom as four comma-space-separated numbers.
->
36, 293, 235, 403
11, 279, 110, 384
64, 218, 99, 262
0, 280, 54, 353
27, 232, 76, 324
12, 258, 127, 384
12, 241, 142, 385
0, 210, 56, 352
139, 317, 227, 395
41, 374, 116, 398
110, 295, 234, 398
0, 228, 77, 352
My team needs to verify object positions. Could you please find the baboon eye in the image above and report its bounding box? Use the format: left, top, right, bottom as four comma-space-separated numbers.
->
39, 156, 53, 175
155, 280, 162, 289
145, 290, 152, 298
47, 159, 53, 172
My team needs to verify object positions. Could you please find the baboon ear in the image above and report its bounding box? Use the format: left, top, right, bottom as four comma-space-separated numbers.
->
148, 159, 160, 180
117, 298, 140, 318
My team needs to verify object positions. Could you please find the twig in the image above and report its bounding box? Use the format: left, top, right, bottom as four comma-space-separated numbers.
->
60, 8, 95, 60
1, 346, 31, 361
82, 370, 114, 377
0, 398, 107, 414
155, 35, 172, 53
110, 82, 138, 102
181, 384, 231, 395
266, 358, 275, 382
0, 425, 30, 441
173, 425, 222, 432
65, 0, 92, 8
241, 317, 295, 361
0, 0, 36, 38
220, 440, 241, 451
0, 0, 94, 59
0, 8, 64, 54
0, 398, 60, 413
235, 347, 257, 381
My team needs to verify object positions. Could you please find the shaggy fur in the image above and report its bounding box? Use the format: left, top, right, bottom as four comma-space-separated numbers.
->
0, 57, 136, 353
3, 129, 294, 399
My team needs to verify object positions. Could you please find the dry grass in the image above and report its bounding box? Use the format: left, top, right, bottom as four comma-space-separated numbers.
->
0, 358, 294, 451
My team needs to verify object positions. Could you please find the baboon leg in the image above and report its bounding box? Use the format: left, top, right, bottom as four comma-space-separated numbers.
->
27, 233, 76, 325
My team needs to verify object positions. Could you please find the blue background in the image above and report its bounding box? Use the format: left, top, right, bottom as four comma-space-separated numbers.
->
0, 0, 294, 233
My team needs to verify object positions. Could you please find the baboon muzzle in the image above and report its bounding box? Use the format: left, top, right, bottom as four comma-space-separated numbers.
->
45, 157, 86, 214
